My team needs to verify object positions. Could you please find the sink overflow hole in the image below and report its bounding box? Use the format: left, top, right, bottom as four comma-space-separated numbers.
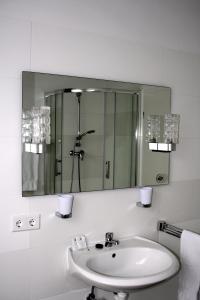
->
112, 253, 116, 258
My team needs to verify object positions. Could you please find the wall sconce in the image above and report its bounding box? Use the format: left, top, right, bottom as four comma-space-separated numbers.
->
22, 106, 51, 154
146, 114, 180, 152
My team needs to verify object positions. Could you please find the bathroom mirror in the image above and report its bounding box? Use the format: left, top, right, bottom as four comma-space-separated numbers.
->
22, 72, 170, 196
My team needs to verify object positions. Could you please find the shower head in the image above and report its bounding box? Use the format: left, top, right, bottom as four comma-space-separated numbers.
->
76, 130, 95, 140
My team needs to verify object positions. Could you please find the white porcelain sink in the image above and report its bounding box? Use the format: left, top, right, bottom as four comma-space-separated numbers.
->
68, 236, 180, 292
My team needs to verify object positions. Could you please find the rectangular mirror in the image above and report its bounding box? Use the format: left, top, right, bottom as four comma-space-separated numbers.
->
22, 72, 170, 196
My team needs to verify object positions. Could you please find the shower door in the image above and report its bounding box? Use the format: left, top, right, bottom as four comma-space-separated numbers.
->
104, 92, 138, 190
45, 90, 138, 193
45, 93, 63, 194
61, 91, 105, 193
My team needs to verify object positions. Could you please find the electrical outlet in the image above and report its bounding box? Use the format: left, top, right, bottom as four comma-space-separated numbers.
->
12, 214, 40, 232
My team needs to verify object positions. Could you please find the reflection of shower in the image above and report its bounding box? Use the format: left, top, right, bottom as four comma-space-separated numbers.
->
64, 89, 95, 192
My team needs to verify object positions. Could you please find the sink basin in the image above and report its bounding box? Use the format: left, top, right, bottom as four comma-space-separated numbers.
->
68, 236, 180, 292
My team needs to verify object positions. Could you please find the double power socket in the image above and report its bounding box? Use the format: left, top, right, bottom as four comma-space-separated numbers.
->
12, 214, 40, 232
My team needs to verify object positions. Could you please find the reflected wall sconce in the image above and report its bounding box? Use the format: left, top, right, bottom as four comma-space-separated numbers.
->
146, 113, 180, 152
22, 106, 51, 154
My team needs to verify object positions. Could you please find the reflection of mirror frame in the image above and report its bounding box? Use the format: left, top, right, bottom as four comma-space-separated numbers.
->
22, 72, 171, 196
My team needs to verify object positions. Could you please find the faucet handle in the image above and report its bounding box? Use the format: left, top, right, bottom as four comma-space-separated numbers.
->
105, 232, 113, 241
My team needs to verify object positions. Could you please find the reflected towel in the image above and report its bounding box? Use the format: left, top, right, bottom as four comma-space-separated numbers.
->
178, 230, 200, 300
22, 152, 39, 191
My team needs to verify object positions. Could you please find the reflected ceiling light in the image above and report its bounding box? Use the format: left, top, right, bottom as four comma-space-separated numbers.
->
71, 89, 83, 93
86, 88, 96, 92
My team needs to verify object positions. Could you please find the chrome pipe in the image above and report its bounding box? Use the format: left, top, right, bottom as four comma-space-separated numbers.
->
76, 93, 81, 136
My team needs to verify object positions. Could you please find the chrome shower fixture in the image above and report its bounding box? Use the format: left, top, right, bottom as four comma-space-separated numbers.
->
67, 89, 95, 193
76, 130, 95, 140
75, 130, 95, 148
69, 149, 85, 160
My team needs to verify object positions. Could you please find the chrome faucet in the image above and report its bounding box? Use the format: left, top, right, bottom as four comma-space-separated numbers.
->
105, 232, 119, 247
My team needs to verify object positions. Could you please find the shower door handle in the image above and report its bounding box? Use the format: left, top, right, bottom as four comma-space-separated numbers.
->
55, 159, 62, 176
105, 161, 110, 179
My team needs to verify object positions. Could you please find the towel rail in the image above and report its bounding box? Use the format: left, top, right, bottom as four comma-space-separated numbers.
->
158, 221, 183, 238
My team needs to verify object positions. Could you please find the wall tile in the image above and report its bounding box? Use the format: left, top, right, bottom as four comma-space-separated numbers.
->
0, 137, 22, 196
30, 243, 87, 300
31, 22, 166, 85
94, 278, 178, 300
177, 218, 200, 234
129, 276, 178, 300
172, 93, 200, 139
0, 77, 21, 138
1, 0, 200, 55
158, 232, 180, 256
0, 16, 31, 78
156, 180, 200, 224
39, 288, 90, 300
170, 138, 200, 182
0, 208, 29, 253
39, 277, 178, 300
0, 249, 31, 300
28, 189, 159, 248
31, 21, 200, 93
0, 137, 29, 253
161, 48, 200, 96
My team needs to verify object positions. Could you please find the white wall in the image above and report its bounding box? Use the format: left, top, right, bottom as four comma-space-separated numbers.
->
0, 0, 200, 299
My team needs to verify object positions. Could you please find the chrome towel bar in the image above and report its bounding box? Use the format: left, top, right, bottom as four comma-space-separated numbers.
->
158, 221, 183, 238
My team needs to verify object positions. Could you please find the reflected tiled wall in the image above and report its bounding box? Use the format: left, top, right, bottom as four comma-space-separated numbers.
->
0, 1, 200, 300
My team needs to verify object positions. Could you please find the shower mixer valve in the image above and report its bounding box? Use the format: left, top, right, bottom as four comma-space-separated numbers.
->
69, 130, 95, 160
69, 150, 85, 160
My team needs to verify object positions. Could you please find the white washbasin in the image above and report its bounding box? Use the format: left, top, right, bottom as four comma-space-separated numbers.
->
68, 236, 180, 292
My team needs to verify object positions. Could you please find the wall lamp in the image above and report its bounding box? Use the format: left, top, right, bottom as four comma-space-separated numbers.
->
146, 113, 180, 152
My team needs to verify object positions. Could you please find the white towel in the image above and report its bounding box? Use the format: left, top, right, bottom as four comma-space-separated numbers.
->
178, 230, 200, 300
22, 152, 39, 191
